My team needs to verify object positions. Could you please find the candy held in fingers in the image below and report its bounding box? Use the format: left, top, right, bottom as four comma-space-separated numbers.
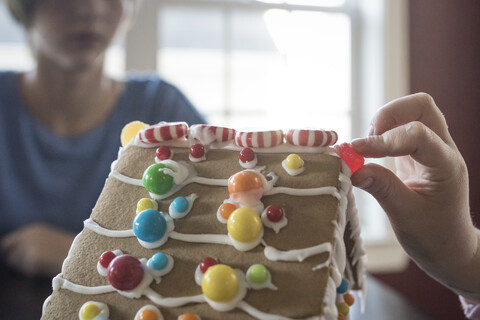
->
335, 143, 364, 174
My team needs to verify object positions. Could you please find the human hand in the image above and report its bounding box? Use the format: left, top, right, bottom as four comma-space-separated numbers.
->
351, 93, 480, 300
1, 223, 74, 277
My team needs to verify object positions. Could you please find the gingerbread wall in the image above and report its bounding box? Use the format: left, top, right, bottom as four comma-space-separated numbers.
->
373, 1, 480, 319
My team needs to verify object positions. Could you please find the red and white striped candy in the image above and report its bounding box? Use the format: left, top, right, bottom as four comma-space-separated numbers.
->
137, 122, 189, 144
235, 129, 284, 148
189, 125, 236, 145
285, 129, 338, 147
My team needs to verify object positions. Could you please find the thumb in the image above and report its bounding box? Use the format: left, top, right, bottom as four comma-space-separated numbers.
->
351, 163, 417, 220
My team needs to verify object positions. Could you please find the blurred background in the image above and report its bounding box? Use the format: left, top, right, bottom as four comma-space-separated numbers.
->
0, 0, 479, 319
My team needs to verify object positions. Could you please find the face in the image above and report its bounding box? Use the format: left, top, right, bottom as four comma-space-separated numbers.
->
29, 0, 135, 72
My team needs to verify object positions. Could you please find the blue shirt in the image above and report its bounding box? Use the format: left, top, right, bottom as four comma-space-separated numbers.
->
0, 71, 206, 237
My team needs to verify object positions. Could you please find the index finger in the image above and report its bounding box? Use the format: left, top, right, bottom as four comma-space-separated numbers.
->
370, 93, 455, 147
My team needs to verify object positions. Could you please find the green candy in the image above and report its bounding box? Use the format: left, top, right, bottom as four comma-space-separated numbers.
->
142, 163, 174, 195
247, 264, 269, 285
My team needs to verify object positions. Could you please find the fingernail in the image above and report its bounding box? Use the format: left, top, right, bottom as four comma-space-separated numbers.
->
355, 176, 374, 190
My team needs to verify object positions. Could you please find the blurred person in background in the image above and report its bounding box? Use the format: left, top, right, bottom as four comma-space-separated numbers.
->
0, 0, 205, 277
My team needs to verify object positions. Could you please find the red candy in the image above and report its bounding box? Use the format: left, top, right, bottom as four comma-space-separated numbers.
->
190, 143, 205, 159
335, 143, 364, 174
239, 148, 255, 163
156, 146, 172, 160
99, 251, 116, 268
107, 254, 144, 291
199, 257, 217, 273
266, 205, 284, 222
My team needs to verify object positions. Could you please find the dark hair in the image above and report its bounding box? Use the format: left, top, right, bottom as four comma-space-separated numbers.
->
5, 0, 37, 28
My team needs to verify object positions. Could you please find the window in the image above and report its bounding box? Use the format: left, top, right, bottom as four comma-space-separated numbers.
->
0, 0, 410, 272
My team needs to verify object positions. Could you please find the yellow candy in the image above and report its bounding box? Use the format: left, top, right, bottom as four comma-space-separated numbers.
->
201, 264, 239, 302
285, 154, 304, 170
337, 302, 350, 316
80, 303, 100, 320
227, 208, 262, 243
137, 198, 156, 212
120, 121, 148, 147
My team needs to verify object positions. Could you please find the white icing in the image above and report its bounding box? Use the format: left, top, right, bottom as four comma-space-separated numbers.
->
189, 153, 206, 162
194, 264, 204, 286
109, 170, 144, 186
134, 305, 164, 320
239, 155, 257, 169
228, 231, 264, 251
84, 218, 135, 237
53, 275, 115, 294
263, 241, 332, 262
281, 159, 305, 176
169, 194, 199, 219
78, 301, 109, 320
265, 186, 341, 199
143, 287, 206, 307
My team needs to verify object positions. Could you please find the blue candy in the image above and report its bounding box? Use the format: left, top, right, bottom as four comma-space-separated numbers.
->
172, 196, 189, 213
133, 209, 167, 242
150, 252, 169, 270
336, 278, 349, 294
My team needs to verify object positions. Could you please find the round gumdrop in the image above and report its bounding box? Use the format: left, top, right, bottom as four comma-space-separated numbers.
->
178, 313, 200, 320
120, 121, 148, 147
201, 264, 239, 302
150, 252, 169, 271
172, 196, 189, 213
133, 209, 167, 243
80, 303, 101, 320
336, 279, 349, 294
156, 146, 172, 161
219, 203, 237, 220
199, 257, 217, 273
337, 302, 350, 316
107, 254, 144, 291
99, 251, 117, 268
266, 205, 284, 223
285, 153, 304, 170
239, 147, 255, 163
190, 143, 205, 159
335, 143, 364, 174
142, 163, 175, 195
343, 292, 355, 306
227, 208, 262, 243
137, 309, 158, 320
137, 198, 157, 212
247, 264, 269, 285
228, 171, 264, 195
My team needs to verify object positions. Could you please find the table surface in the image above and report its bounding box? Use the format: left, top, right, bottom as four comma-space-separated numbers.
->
0, 261, 432, 319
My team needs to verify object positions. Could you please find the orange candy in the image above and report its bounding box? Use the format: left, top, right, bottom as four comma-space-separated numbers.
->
220, 203, 237, 220
343, 292, 355, 306
178, 312, 200, 320
138, 309, 158, 320
228, 171, 264, 195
